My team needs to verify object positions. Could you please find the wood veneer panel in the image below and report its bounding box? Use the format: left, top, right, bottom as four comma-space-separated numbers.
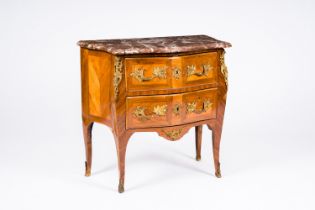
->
81, 49, 112, 123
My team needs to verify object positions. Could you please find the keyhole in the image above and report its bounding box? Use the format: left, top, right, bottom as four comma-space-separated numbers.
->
174, 104, 180, 115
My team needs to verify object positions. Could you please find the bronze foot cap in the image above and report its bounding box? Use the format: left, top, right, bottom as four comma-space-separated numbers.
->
215, 171, 221, 178
118, 183, 124, 193
196, 156, 201, 161
85, 161, 91, 177
85, 171, 91, 177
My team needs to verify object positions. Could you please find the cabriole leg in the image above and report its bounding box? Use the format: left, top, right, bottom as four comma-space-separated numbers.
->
114, 132, 132, 193
212, 123, 223, 178
82, 119, 94, 177
195, 125, 202, 161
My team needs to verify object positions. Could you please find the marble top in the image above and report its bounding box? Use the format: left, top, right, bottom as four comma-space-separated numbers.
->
77, 35, 231, 55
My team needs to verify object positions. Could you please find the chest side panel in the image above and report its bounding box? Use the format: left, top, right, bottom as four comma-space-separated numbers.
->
80, 48, 112, 122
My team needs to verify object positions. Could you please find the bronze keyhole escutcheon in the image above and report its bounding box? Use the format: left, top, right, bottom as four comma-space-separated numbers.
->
173, 104, 181, 115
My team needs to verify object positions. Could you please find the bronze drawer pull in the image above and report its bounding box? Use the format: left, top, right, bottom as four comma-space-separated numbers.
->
133, 105, 168, 121
187, 64, 212, 77
186, 99, 212, 114
130, 67, 167, 82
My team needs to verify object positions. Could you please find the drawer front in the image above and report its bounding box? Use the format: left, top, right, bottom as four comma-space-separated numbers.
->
125, 52, 219, 94
181, 88, 217, 124
125, 57, 172, 91
126, 88, 217, 129
181, 52, 218, 87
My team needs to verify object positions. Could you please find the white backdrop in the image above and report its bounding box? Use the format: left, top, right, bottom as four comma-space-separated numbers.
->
1, 0, 315, 209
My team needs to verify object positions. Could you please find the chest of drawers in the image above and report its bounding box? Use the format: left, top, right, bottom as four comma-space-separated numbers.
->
77, 35, 231, 193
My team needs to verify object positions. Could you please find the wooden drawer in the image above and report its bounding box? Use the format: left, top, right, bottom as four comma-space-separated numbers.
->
125, 52, 219, 95
126, 88, 217, 129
